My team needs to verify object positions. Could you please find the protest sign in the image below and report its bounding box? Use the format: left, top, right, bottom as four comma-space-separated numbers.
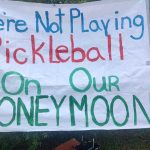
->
0, 0, 150, 131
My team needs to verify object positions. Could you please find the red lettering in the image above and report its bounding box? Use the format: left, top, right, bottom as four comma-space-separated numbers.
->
56, 45, 70, 62
31, 35, 45, 63
87, 47, 105, 62
119, 33, 124, 60
49, 36, 60, 63
108, 35, 112, 60
6, 48, 10, 63
13, 48, 27, 64
71, 34, 86, 62
0, 38, 2, 46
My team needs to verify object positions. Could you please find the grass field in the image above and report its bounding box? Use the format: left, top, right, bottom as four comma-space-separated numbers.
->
0, 129, 150, 150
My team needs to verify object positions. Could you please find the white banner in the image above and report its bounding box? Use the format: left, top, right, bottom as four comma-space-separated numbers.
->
0, 0, 150, 131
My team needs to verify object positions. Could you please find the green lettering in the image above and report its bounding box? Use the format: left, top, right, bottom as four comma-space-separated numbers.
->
50, 95, 66, 126
2, 71, 24, 95
17, 97, 34, 126
133, 95, 150, 125
93, 77, 108, 92
108, 76, 120, 91
0, 97, 16, 127
25, 79, 41, 95
35, 95, 49, 126
69, 67, 92, 92
91, 95, 110, 126
69, 95, 88, 127
110, 95, 129, 127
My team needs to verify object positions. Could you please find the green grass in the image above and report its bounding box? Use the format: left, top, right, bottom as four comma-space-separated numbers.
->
0, 129, 150, 150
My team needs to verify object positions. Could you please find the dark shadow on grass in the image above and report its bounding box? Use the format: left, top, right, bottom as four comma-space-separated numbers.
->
0, 129, 150, 150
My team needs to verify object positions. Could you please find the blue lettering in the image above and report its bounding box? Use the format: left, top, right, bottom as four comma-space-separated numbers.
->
70, 8, 81, 33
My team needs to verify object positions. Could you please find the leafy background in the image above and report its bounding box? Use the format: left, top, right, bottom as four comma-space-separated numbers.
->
1, 130, 150, 150
1, 0, 150, 150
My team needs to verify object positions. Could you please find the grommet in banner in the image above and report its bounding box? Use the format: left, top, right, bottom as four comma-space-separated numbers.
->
0, 11, 6, 15
3, 12, 6, 15
146, 61, 150, 65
